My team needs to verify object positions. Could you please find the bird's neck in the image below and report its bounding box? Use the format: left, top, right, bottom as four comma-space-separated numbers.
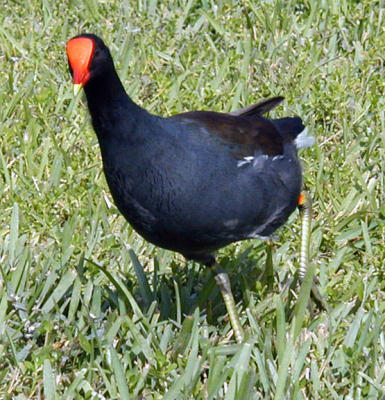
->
84, 69, 148, 140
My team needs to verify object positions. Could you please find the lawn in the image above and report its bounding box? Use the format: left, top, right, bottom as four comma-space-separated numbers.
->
0, 0, 384, 398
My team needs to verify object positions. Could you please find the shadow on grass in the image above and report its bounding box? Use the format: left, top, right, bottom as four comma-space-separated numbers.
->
82, 242, 302, 329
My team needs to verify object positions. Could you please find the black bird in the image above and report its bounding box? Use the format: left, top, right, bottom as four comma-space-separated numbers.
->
66, 34, 314, 342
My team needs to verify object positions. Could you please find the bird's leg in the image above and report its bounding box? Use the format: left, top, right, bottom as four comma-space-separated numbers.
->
298, 192, 326, 309
212, 264, 244, 343
298, 192, 311, 280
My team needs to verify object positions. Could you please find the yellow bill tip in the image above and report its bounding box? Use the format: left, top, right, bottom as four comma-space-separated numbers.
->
73, 83, 82, 96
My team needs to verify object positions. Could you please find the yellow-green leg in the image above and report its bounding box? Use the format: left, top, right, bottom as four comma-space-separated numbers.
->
213, 265, 244, 343
298, 192, 312, 280
298, 192, 326, 309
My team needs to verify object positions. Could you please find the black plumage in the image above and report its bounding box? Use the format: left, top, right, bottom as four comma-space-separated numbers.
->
66, 34, 312, 341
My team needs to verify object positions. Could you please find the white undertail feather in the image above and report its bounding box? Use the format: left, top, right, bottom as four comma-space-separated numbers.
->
294, 127, 315, 149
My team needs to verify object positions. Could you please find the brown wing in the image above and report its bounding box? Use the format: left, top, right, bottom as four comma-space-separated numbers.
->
172, 110, 283, 157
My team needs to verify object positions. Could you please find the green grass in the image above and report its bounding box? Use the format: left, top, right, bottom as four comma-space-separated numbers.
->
1, 0, 384, 398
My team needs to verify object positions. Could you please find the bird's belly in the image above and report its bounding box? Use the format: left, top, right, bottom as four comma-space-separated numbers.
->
103, 155, 301, 256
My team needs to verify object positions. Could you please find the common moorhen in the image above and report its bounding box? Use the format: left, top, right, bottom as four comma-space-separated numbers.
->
66, 34, 314, 343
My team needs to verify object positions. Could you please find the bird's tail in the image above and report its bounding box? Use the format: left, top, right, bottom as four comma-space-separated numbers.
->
271, 117, 315, 149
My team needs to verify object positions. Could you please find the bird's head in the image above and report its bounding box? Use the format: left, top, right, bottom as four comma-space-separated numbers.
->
66, 34, 112, 94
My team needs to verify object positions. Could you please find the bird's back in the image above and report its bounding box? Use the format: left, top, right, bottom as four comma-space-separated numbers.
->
100, 110, 303, 259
